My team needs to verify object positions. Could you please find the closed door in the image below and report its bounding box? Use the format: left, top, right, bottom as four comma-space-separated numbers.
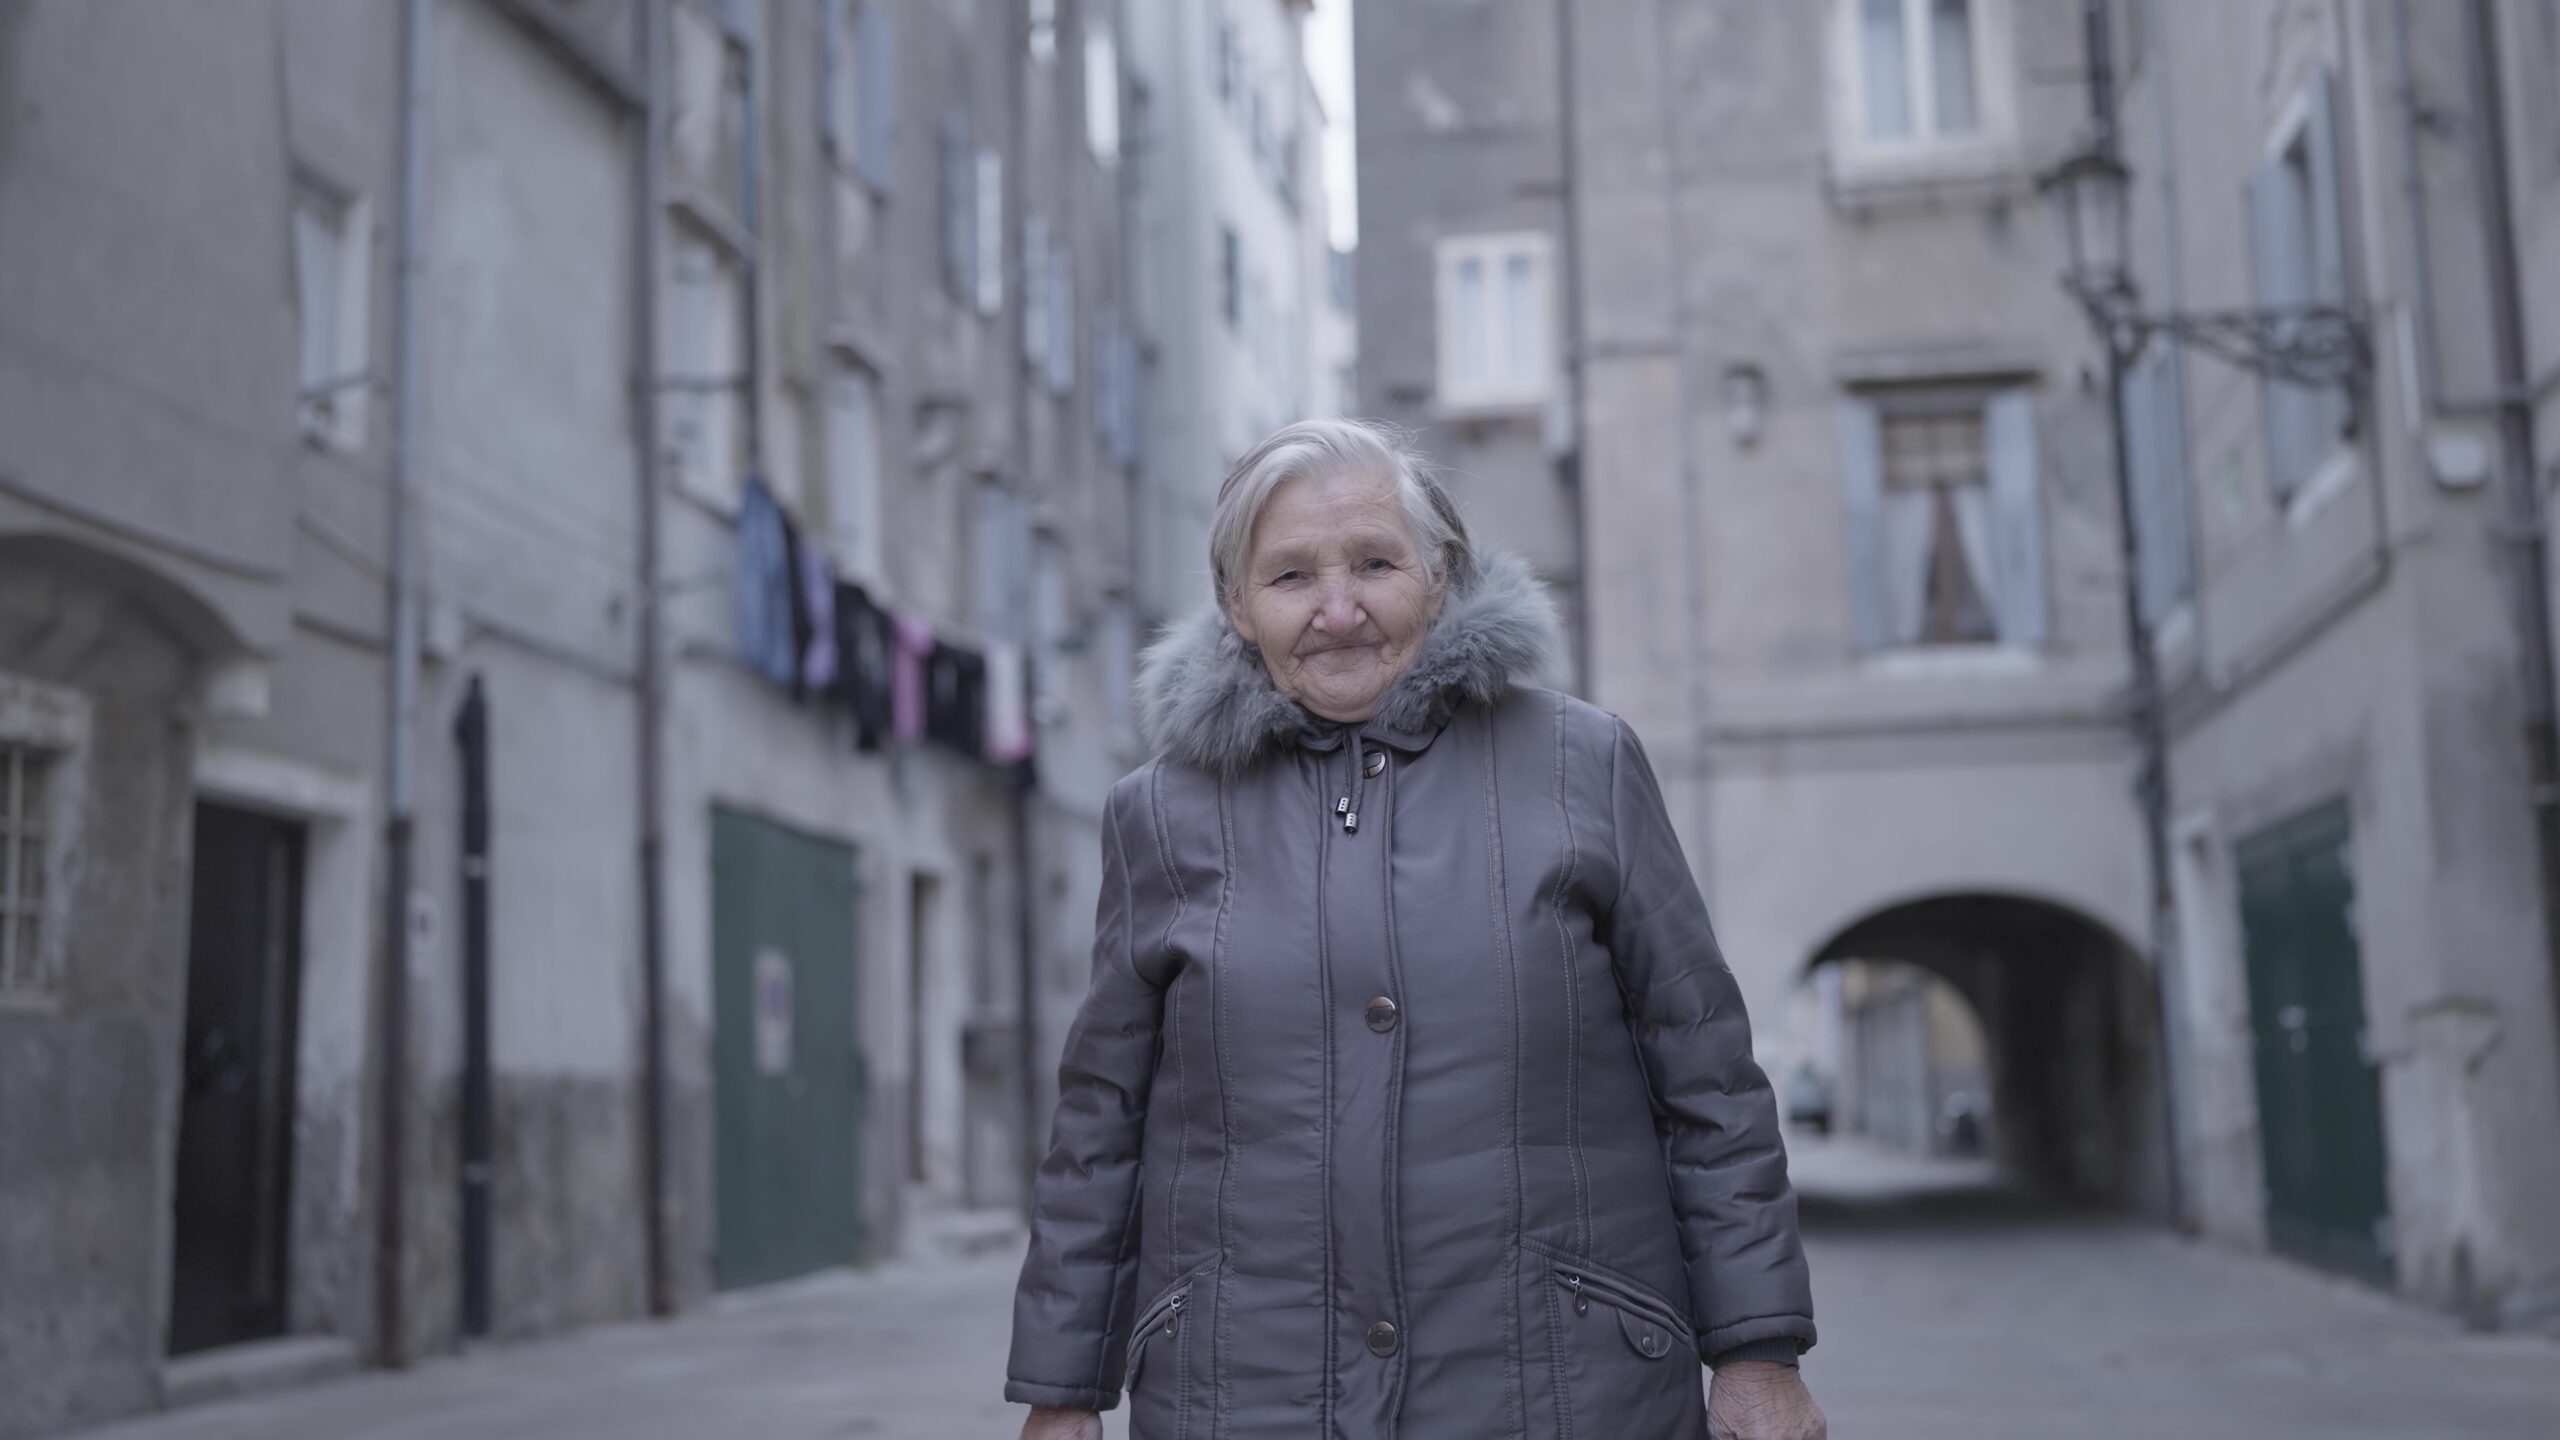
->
712, 809, 863, 1290
2237, 801, 2391, 1282
170, 803, 305, 1354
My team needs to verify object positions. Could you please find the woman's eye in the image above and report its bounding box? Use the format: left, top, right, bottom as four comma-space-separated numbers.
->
1361, 557, 1393, 573
1274, 570, 1306, 584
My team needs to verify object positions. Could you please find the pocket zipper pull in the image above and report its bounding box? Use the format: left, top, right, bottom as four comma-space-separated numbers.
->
1563, 1273, 1587, 1316
1163, 1295, 1184, 1335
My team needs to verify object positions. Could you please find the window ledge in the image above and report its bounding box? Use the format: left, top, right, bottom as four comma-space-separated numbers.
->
1432, 391, 1548, 423
1826, 141, 2037, 213
1858, 644, 2045, 679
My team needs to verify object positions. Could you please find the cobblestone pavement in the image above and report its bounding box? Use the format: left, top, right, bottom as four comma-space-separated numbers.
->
74, 1140, 2560, 1440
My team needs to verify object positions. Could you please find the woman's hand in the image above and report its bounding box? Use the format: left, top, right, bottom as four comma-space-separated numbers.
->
1018, 1405, 1103, 1440
1707, 1362, 1826, 1440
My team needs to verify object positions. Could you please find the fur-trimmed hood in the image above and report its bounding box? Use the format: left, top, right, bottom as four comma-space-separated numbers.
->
1134, 549, 1564, 774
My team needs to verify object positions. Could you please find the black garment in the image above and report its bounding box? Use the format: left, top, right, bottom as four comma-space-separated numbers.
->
924, 642, 987, 758
832, 582, 897, 752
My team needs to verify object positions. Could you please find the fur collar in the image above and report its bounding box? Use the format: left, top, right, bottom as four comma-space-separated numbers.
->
1134, 549, 1564, 775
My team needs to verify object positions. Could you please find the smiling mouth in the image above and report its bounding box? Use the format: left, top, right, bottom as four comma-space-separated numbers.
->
1298, 641, 1378, 658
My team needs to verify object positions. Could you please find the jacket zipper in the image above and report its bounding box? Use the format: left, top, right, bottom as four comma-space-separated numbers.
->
1124, 1285, 1192, 1389
1550, 1266, 1689, 1340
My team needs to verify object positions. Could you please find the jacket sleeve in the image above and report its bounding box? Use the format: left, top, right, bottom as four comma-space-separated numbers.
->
1005, 778, 1165, 1411
1601, 718, 1818, 1362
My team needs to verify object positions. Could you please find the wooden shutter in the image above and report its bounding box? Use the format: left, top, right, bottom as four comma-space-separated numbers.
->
1985, 388, 2047, 648
2124, 347, 2196, 626
1834, 397, 1889, 653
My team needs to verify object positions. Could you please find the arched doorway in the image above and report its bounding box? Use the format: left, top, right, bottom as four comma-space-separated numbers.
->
1800, 892, 2168, 1213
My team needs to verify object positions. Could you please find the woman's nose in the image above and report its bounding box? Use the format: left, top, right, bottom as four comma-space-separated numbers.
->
1310, 577, 1363, 632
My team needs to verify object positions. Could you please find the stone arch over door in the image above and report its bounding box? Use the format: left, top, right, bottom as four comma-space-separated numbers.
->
1803, 890, 2168, 1213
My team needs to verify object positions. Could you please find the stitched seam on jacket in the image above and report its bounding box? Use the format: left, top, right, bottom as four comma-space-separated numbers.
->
1211, 775, 1240, 1440
1551, 695, 1589, 1253
1149, 769, 1191, 1276
1376, 739, 1410, 1425
1097, 795, 1148, 1404
1483, 706, 1527, 1440
1545, 1266, 1573, 1440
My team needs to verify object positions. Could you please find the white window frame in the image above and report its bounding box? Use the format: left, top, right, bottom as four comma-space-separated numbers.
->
1433, 231, 1554, 414
824, 356, 884, 583
293, 173, 371, 451
1826, 0, 2020, 185
2249, 70, 2356, 517
1084, 18, 1121, 164
0, 672, 89, 1008
668, 224, 746, 507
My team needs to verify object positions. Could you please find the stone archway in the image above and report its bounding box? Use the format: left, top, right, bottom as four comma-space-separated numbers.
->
1805, 892, 2168, 1213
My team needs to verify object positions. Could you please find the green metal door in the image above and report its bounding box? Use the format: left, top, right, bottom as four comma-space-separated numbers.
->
2236, 801, 2391, 1282
712, 808, 865, 1290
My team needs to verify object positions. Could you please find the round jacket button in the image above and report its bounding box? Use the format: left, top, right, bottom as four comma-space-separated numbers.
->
1363, 749, 1387, 778
1365, 997, 1399, 1033
1365, 1320, 1400, 1357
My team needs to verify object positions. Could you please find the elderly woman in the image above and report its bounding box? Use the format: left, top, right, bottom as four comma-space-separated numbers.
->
1007, 420, 1823, 1440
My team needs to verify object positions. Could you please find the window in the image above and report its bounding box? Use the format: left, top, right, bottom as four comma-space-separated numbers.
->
669, 229, 745, 500
1829, 0, 2013, 177
2247, 68, 2351, 502
975, 149, 1004, 316
975, 480, 1033, 644
1023, 213, 1051, 370
0, 744, 54, 996
825, 362, 882, 580
1094, 315, 1142, 470
0, 674, 84, 1004
1032, 535, 1069, 715
1434, 232, 1552, 411
822, 1, 898, 195
1220, 226, 1242, 330
1028, 0, 1056, 64
1835, 388, 2045, 651
293, 175, 370, 449
1085, 20, 1121, 163
1046, 241, 1075, 396
1100, 596, 1136, 732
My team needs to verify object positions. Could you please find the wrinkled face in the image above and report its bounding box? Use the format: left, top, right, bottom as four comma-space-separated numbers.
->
1226, 469, 1442, 724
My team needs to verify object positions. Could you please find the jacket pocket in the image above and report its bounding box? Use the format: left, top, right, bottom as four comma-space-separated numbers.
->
1122, 1258, 1216, 1394
1523, 1239, 1704, 1438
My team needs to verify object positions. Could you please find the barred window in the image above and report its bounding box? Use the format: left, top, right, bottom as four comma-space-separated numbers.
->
0, 743, 55, 996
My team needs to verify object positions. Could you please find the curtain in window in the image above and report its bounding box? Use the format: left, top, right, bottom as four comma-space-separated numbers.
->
1860, 0, 1912, 139
1929, 0, 1977, 134
1881, 488, 1935, 645
1452, 257, 1486, 387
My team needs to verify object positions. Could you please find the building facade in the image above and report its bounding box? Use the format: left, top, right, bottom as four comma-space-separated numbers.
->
0, 0, 1228, 1434
1357, 0, 2560, 1324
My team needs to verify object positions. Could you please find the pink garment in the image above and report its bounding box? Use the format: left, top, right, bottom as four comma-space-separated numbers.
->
891, 615, 934, 743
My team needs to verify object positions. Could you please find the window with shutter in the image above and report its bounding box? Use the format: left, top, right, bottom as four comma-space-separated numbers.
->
1838, 387, 2044, 652
2121, 347, 2195, 626
2248, 68, 2352, 502
292, 174, 371, 450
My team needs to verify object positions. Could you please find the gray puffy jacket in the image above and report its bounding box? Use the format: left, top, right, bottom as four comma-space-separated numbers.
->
1007, 552, 1815, 1437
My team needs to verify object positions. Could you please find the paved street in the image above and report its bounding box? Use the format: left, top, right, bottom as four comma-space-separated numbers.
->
78, 1141, 2560, 1440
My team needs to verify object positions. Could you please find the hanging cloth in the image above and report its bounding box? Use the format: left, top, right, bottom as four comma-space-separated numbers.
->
891, 614, 935, 743
984, 642, 1034, 764
833, 581, 896, 751
924, 641, 987, 758
798, 543, 840, 695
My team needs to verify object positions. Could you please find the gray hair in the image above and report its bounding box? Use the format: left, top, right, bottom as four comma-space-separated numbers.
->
1209, 418, 1474, 605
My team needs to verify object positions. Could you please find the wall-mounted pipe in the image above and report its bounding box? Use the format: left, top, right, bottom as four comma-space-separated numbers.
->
376, 0, 434, 1370
634, 0, 673, 1319
453, 675, 492, 1339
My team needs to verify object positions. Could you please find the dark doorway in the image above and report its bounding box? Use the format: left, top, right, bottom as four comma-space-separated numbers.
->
169, 802, 306, 1355
2237, 801, 2391, 1282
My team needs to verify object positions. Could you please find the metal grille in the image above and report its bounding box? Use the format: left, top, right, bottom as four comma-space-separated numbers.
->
0, 743, 54, 995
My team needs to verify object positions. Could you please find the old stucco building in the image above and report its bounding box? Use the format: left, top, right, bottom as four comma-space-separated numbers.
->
1358, 0, 2560, 1326
0, 0, 1335, 1433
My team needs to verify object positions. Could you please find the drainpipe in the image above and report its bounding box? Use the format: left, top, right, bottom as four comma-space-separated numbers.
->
1552, 0, 1592, 698
634, 0, 674, 1319
453, 675, 492, 1339
377, 0, 433, 1369
1008, 0, 1043, 1211
2081, 0, 2185, 1225
2459, 0, 2560, 1114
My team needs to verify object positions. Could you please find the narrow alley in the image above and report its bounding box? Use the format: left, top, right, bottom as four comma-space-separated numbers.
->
74, 1143, 2560, 1440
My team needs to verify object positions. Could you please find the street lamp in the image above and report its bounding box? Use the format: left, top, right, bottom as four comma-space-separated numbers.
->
2038, 137, 2371, 391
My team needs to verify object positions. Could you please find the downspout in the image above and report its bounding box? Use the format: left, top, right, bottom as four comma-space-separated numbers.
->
1552, 0, 1592, 698
377, 0, 433, 1368
2460, 0, 2560, 1115
2082, 0, 2185, 1224
634, 0, 673, 1319
1646, 0, 1714, 884
453, 675, 492, 1339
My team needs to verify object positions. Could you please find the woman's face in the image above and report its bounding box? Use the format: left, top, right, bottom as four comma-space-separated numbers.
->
1226, 469, 1442, 724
